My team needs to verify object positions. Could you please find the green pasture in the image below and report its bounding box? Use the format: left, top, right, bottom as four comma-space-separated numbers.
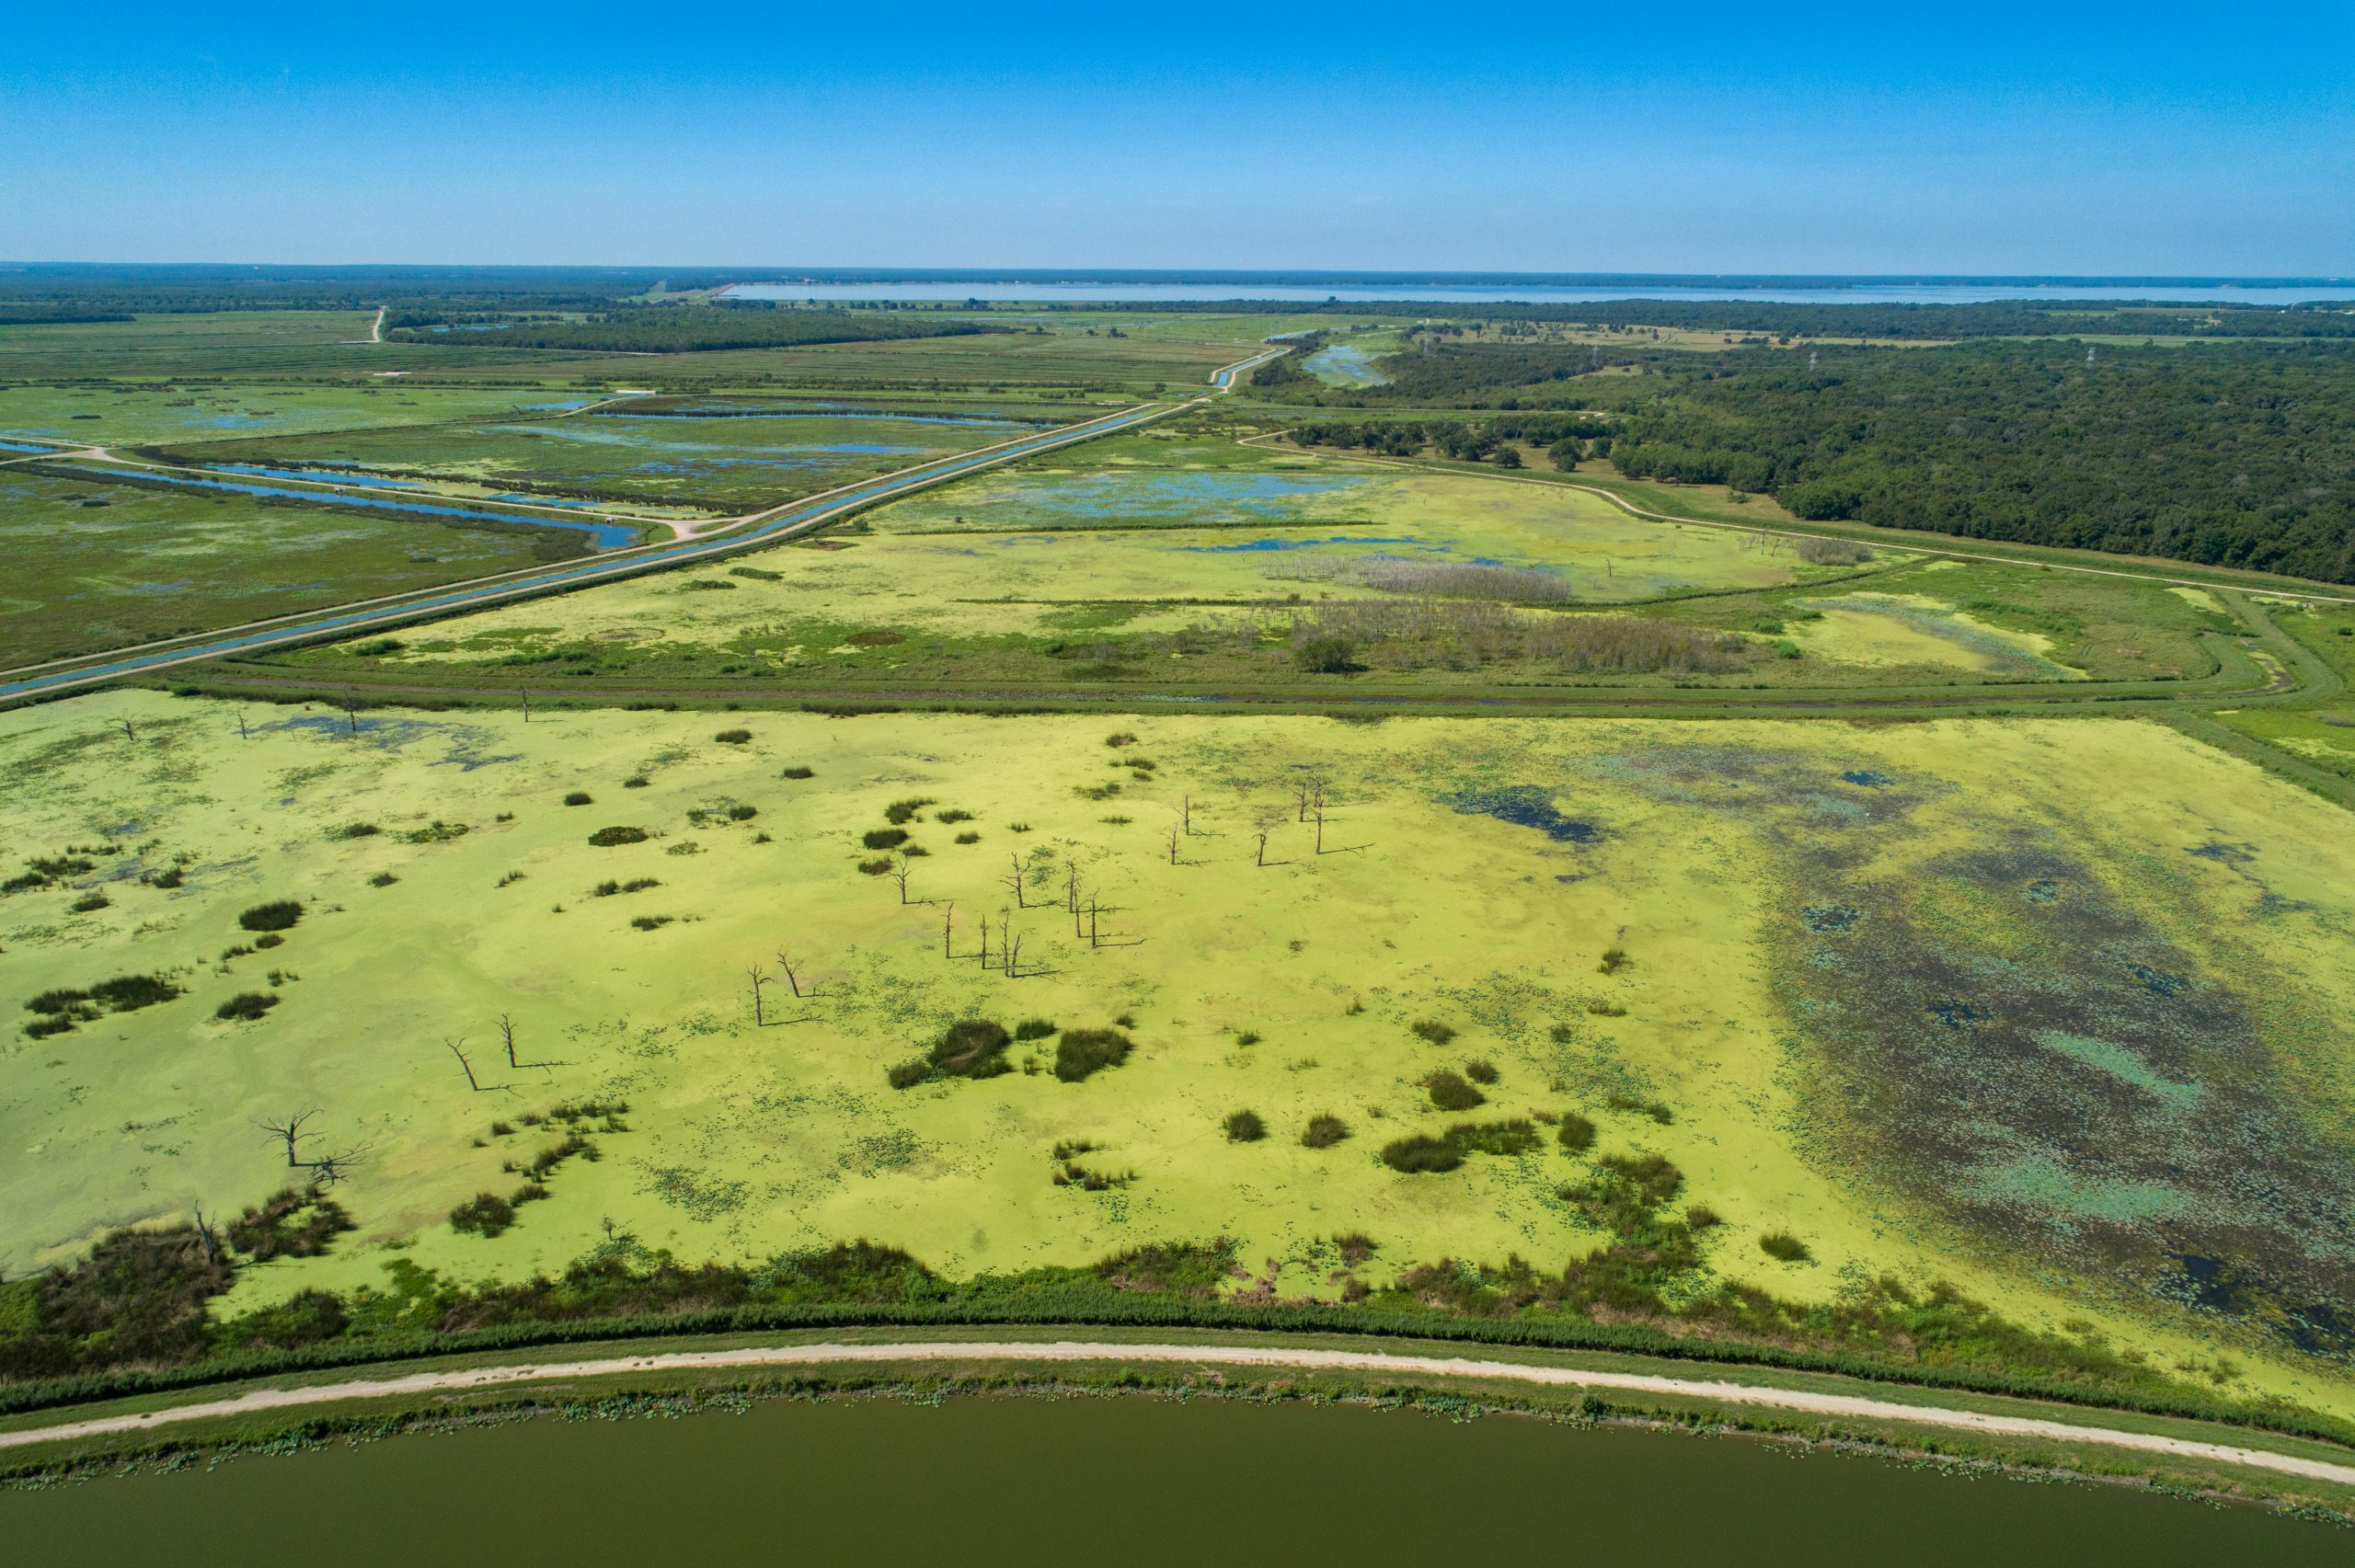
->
267, 439, 2268, 701
3, 694, 2352, 1418
0, 469, 589, 666
0, 383, 555, 447
149, 399, 1063, 515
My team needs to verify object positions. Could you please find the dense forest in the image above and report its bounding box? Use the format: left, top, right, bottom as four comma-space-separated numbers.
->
1281, 338, 2355, 583
384, 308, 1004, 353
1192, 296, 2355, 341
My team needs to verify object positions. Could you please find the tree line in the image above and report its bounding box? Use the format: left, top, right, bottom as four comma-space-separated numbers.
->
1283, 336, 2355, 583
385, 308, 1005, 354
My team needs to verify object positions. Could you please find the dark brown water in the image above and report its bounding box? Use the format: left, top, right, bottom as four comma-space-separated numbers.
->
2, 1396, 2345, 1566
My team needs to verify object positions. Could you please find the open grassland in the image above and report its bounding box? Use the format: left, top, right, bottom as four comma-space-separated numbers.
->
0, 469, 590, 665
4, 694, 2353, 1422
0, 383, 562, 447
2212, 602, 2355, 781
147, 397, 1063, 515
244, 431, 2263, 704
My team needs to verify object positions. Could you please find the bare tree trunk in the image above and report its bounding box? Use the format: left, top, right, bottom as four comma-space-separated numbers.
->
748, 967, 769, 1025
1166, 825, 1180, 864
258, 1109, 317, 1169
1255, 828, 1269, 866
121, 719, 136, 742
1088, 898, 1099, 949
978, 920, 990, 970
941, 900, 956, 959
522, 689, 531, 724
1005, 934, 1023, 979
446, 1037, 481, 1091
893, 857, 913, 905
776, 948, 805, 998
499, 1013, 518, 1068
1292, 781, 1309, 822
1065, 862, 1079, 914
1005, 853, 1027, 909
1182, 795, 1192, 835
1315, 806, 1326, 854
237, 713, 249, 740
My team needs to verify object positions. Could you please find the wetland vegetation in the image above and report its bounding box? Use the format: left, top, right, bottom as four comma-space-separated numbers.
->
5, 269, 2355, 1528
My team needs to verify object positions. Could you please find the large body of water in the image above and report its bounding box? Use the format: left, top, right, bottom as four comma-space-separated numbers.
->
728, 277, 2354, 306
1, 1396, 2341, 1565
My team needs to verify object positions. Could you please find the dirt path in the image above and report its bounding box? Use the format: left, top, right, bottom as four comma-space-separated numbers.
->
5, 1340, 2351, 1488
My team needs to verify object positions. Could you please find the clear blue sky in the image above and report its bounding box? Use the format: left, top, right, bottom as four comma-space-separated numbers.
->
6, 2, 2350, 274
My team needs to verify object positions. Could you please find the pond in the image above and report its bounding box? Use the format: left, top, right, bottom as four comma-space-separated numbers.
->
1, 1394, 2340, 1566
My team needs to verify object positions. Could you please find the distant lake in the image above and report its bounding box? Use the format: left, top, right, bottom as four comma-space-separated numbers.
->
727, 278, 2355, 306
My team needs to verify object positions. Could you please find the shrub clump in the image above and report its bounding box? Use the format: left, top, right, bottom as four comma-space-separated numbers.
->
588, 826, 651, 847
883, 796, 936, 826
563, 790, 592, 806
214, 991, 279, 1023
1054, 1027, 1133, 1082
228, 1189, 354, 1261
1556, 1112, 1597, 1153
1381, 1133, 1462, 1173
1465, 1059, 1499, 1084
1014, 1018, 1058, 1040
889, 1018, 1014, 1089
1224, 1109, 1267, 1142
1422, 1070, 1486, 1112
1302, 1114, 1350, 1149
780, 765, 815, 779
1294, 635, 1358, 674
450, 1192, 518, 1238
237, 899, 303, 933
862, 827, 910, 851
714, 728, 752, 744
1410, 1019, 1456, 1045
1761, 1230, 1813, 1263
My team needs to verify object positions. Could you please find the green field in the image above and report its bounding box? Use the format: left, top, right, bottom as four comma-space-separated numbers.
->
6, 284, 2355, 1478
5, 693, 2353, 1422
0, 466, 593, 664
148, 396, 1065, 514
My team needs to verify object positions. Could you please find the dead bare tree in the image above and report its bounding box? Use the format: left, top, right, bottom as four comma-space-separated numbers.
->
343, 693, 360, 735
775, 948, 807, 998
446, 1036, 488, 1092
1292, 780, 1311, 822
1315, 803, 1327, 854
998, 911, 1014, 974
237, 712, 249, 740
257, 1108, 320, 1169
521, 689, 531, 724
1005, 933, 1024, 979
748, 964, 771, 1025
1254, 824, 1270, 866
941, 899, 956, 959
498, 1013, 519, 1068
977, 918, 990, 970
191, 1207, 223, 1266
1166, 824, 1181, 864
892, 856, 913, 905
1065, 862, 1080, 915
1087, 896, 1101, 949
1004, 853, 1027, 909
1182, 794, 1193, 835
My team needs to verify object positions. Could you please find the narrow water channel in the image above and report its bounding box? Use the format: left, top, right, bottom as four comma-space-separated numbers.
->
2, 1395, 2342, 1565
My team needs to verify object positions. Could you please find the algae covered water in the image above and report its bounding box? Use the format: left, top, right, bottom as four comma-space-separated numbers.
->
3, 1396, 2344, 1566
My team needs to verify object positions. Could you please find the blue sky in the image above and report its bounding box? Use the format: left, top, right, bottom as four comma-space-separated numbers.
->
6, 2, 2350, 273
